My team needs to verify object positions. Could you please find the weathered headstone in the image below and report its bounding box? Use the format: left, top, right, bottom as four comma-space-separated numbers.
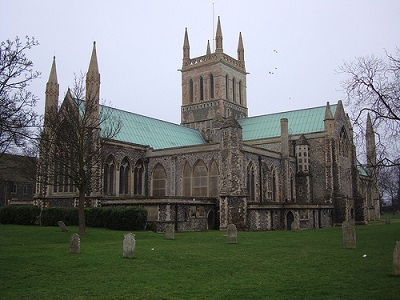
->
70, 234, 80, 254
393, 241, 400, 276
342, 221, 356, 249
227, 224, 237, 244
123, 233, 136, 259
165, 224, 175, 240
58, 221, 68, 232
291, 220, 300, 231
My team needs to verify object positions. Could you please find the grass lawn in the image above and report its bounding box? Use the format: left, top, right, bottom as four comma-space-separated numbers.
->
1, 223, 399, 300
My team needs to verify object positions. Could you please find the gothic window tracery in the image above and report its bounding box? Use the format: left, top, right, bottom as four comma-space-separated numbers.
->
209, 160, 218, 197
134, 160, 144, 195
339, 127, 350, 158
182, 162, 191, 196
247, 163, 255, 201
193, 160, 207, 196
103, 155, 116, 195
152, 163, 166, 197
119, 157, 130, 195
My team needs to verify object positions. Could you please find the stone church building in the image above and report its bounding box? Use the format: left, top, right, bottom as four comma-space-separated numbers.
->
36, 18, 380, 231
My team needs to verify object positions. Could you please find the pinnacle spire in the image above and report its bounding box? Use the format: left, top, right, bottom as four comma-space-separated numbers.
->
215, 16, 223, 52
88, 41, 99, 75
324, 102, 334, 120
48, 56, 58, 84
206, 40, 211, 55
237, 32, 244, 61
183, 28, 190, 60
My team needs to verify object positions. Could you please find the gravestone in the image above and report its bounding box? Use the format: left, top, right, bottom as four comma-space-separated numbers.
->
70, 234, 80, 254
385, 218, 391, 224
58, 221, 68, 232
123, 233, 136, 259
227, 224, 237, 244
165, 224, 175, 240
291, 220, 300, 231
342, 222, 356, 249
393, 241, 400, 276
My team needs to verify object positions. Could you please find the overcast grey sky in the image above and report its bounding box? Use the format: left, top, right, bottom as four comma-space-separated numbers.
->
1, 0, 399, 124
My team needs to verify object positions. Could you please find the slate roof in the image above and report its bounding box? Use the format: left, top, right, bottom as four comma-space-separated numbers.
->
238, 104, 337, 141
100, 106, 206, 150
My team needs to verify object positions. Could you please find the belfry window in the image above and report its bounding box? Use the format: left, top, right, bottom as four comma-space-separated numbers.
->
239, 81, 242, 105
225, 75, 229, 99
209, 74, 214, 99
232, 78, 236, 102
189, 79, 194, 103
199, 77, 204, 101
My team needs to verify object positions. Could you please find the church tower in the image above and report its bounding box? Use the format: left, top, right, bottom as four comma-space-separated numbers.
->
180, 17, 248, 140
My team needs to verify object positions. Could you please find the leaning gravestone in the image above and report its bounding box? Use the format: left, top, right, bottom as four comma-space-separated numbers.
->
58, 221, 68, 232
393, 241, 400, 276
342, 221, 356, 249
70, 234, 80, 254
227, 224, 237, 244
165, 224, 175, 240
123, 233, 136, 259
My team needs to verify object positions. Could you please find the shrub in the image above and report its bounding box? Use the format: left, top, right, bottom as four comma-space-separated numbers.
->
41, 207, 78, 226
0, 205, 40, 225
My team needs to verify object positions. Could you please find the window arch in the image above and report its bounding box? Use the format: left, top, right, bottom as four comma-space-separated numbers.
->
134, 160, 144, 195
152, 164, 166, 197
270, 166, 278, 202
199, 76, 204, 101
209, 74, 214, 99
103, 155, 116, 195
189, 79, 194, 103
209, 160, 218, 197
119, 157, 130, 195
339, 127, 350, 158
193, 160, 207, 196
290, 169, 295, 201
247, 163, 255, 201
232, 78, 236, 102
225, 75, 229, 99
182, 162, 191, 196
239, 81, 242, 105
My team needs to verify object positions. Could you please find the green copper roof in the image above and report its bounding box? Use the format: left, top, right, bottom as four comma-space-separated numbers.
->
238, 104, 337, 141
100, 106, 206, 150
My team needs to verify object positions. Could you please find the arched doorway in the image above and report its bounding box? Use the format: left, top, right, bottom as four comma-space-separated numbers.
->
207, 209, 219, 230
286, 211, 294, 230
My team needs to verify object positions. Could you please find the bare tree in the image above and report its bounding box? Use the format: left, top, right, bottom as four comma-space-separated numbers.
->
378, 165, 399, 214
339, 48, 400, 168
38, 73, 121, 235
0, 36, 40, 155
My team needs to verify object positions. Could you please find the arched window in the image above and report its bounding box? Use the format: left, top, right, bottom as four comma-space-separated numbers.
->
134, 160, 144, 195
189, 79, 194, 103
239, 81, 242, 105
193, 160, 207, 196
199, 77, 204, 101
340, 128, 349, 158
271, 166, 277, 202
119, 158, 130, 195
209, 74, 214, 99
209, 160, 218, 197
103, 156, 116, 195
182, 162, 191, 196
247, 163, 255, 201
225, 75, 229, 100
152, 164, 166, 197
232, 78, 236, 103
290, 170, 295, 201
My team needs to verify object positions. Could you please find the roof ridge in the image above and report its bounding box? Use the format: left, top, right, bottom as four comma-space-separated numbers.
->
241, 103, 338, 121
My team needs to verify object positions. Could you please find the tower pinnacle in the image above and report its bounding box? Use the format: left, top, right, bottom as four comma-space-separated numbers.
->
183, 28, 190, 60
237, 32, 244, 61
215, 16, 223, 52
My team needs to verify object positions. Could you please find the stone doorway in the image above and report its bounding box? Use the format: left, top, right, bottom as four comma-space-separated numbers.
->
286, 211, 294, 230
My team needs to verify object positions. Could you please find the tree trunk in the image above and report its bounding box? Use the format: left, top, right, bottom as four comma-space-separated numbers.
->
78, 189, 86, 235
